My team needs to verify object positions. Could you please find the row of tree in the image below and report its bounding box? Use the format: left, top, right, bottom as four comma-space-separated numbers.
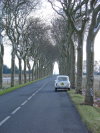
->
0, 0, 58, 88
0, 0, 100, 106
48, 0, 100, 106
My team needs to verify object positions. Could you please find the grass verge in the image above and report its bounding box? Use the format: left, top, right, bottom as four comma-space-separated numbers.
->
68, 90, 100, 133
0, 81, 36, 96
0, 79, 41, 96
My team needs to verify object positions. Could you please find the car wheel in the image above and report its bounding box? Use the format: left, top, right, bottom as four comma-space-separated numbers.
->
68, 88, 70, 91
55, 88, 57, 92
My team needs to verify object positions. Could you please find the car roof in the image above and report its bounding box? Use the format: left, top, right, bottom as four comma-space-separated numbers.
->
57, 75, 69, 78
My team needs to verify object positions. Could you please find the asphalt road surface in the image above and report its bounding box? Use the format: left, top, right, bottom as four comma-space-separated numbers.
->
0, 76, 89, 133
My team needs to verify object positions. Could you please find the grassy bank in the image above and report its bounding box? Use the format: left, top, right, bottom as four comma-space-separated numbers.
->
68, 90, 100, 133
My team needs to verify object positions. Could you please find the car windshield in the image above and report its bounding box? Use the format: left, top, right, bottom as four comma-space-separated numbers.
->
58, 77, 68, 81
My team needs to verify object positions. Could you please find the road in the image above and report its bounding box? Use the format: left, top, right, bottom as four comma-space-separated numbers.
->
0, 76, 89, 133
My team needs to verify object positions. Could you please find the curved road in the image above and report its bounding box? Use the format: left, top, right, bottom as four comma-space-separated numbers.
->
0, 76, 89, 133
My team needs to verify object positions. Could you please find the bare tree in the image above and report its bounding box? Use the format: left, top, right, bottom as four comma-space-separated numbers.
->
51, 18, 69, 75
0, 1, 4, 89
3, 0, 39, 86
55, 22, 71, 76
85, 0, 100, 105
48, 0, 88, 92
48, 0, 100, 105
25, 17, 57, 79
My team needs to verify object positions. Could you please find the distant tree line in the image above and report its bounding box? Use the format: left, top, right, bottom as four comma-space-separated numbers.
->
3, 65, 19, 74
3, 65, 36, 74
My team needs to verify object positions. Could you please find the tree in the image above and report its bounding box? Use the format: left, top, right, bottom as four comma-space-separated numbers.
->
48, 0, 87, 90
3, 0, 39, 86
48, 0, 100, 105
0, 1, 4, 89
85, 1, 100, 105
51, 17, 72, 75
25, 18, 56, 79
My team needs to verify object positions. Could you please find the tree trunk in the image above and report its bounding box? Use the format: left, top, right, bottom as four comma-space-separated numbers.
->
38, 60, 40, 79
84, 5, 100, 106
59, 58, 63, 75
0, 43, 4, 89
67, 50, 71, 76
76, 33, 83, 94
70, 40, 76, 89
27, 62, 31, 82
41, 65, 44, 78
85, 36, 94, 106
35, 62, 38, 80
11, 49, 15, 87
18, 57, 22, 84
0, 9, 3, 89
23, 58, 27, 83
43, 66, 45, 77
29, 67, 31, 82
0, 56, 3, 89
39, 60, 43, 78
32, 60, 36, 81
59, 56, 67, 75
32, 65, 34, 81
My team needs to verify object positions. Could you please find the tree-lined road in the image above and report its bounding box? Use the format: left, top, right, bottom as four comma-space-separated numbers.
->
0, 76, 89, 133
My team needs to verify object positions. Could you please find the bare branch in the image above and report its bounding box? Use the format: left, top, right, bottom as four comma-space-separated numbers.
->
48, 0, 66, 19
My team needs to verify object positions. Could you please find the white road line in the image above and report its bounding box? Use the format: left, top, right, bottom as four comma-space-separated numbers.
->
28, 96, 32, 101
11, 107, 21, 115
0, 116, 11, 126
21, 100, 28, 106
31, 82, 48, 97
0, 81, 48, 127
32, 93, 35, 96
34, 90, 39, 95
32, 82, 47, 96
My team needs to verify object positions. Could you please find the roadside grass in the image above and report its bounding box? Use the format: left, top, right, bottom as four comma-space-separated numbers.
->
68, 90, 100, 133
0, 81, 36, 96
1, 75, 49, 96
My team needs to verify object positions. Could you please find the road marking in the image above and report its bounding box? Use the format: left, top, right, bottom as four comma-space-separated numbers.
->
0, 81, 48, 127
0, 116, 11, 126
32, 93, 35, 96
21, 100, 28, 106
28, 96, 32, 101
11, 107, 21, 115
34, 90, 39, 95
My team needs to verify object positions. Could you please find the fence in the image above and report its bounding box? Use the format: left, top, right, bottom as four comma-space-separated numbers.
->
2, 74, 32, 88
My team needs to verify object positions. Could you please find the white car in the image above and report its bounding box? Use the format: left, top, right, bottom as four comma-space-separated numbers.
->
55, 75, 70, 91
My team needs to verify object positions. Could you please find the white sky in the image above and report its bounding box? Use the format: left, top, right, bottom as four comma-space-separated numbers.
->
94, 31, 100, 61
3, 0, 100, 69
83, 30, 100, 61
53, 62, 59, 74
